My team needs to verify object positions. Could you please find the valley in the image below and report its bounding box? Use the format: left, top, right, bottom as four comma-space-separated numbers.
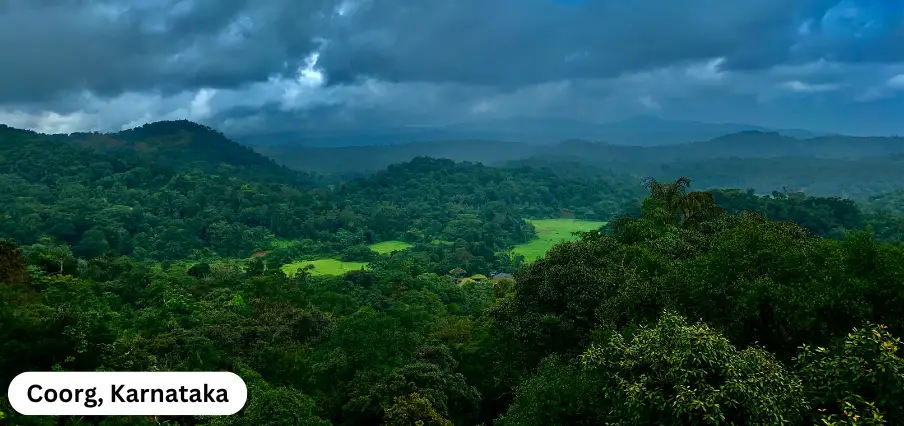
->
277, 220, 608, 277
1, 120, 904, 425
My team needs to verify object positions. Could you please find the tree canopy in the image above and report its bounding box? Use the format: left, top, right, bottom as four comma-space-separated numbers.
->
2, 122, 904, 425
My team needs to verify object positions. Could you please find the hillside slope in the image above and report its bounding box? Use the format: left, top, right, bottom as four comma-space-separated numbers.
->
68, 120, 311, 185
0, 124, 323, 260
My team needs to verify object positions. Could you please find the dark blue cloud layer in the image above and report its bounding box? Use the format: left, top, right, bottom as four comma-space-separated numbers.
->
314, 0, 903, 86
0, 0, 901, 135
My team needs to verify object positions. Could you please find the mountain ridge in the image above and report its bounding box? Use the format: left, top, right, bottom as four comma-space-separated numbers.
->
234, 115, 831, 148
254, 129, 904, 175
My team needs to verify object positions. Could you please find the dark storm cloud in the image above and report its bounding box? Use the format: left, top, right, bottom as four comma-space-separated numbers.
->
1, 0, 902, 101
1, 0, 903, 136
315, 0, 825, 86
0, 0, 332, 103
809, 2, 904, 63
313, 0, 902, 85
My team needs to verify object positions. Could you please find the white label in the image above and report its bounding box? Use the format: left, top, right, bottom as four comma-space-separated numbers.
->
7, 372, 248, 416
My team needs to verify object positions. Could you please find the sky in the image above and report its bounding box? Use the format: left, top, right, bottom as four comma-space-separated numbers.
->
0, 0, 902, 136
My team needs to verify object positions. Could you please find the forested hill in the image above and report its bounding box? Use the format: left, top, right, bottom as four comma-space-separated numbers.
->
31, 120, 310, 186
864, 189, 904, 213
2, 119, 901, 265
552, 131, 904, 162
508, 154, 904, 199
337, 157, 645, 222
0, 128, 318, 260
0, 130, 645, 265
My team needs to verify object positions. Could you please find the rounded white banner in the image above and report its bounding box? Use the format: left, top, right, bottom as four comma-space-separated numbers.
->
8, 372, 247, 416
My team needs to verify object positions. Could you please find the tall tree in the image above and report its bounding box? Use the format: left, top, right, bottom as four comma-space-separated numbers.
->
641, 176, 723, 228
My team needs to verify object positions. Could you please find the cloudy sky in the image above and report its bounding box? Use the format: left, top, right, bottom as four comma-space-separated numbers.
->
0, 0, 902, 136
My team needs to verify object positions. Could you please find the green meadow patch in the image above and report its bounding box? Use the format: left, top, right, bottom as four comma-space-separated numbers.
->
513, 218, 607, 262
282, 259, 369, 277
368, 240, 414, 254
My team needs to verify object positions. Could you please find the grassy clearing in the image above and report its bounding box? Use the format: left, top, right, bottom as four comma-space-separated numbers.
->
368, 240, 414, 254
513, 218, 608, 262
282, 259, 369, 277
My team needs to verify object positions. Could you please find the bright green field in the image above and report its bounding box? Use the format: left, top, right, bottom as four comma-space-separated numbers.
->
282, 259, 369, 277
513, 219, 607, 262
368, 240, 413, 254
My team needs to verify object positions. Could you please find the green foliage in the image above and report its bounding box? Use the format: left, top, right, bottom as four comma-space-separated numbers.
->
208, 367, 330, 426
187, 262, 212, 278
383, 393, 453, 426
0, 239, 28, 285
495, 180, 904, 369
711, 188, 866, 238
6, 120, 904, 426
500, 312, 806, 425
796, 324, 904, 424
640, 176, 724, 228
75, 120, 311, 187
1, 127, 647, 275
339, 244, 378, 262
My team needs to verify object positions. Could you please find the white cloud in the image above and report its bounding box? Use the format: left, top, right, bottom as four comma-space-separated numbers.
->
0, 110, 91, 134
781, 80, 839, 93
334, 0, 364, 17
853, 72, 904, 102
638, 95, 661, 110
470, 100, 492, 114
189, 88, 217, 120
685, 57, 726, 82
797, 19, 813, 35
888, 74, 904, 90
279, 52, 327, 109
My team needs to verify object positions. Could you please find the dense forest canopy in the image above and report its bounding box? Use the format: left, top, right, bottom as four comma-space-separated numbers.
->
0, 123, 655, 272
2, 121, 904, 425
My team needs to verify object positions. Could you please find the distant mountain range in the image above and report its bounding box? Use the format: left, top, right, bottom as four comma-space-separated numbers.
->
3, 119, 904, 198
253, 130, 904, 175
235, 115, 828, 148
